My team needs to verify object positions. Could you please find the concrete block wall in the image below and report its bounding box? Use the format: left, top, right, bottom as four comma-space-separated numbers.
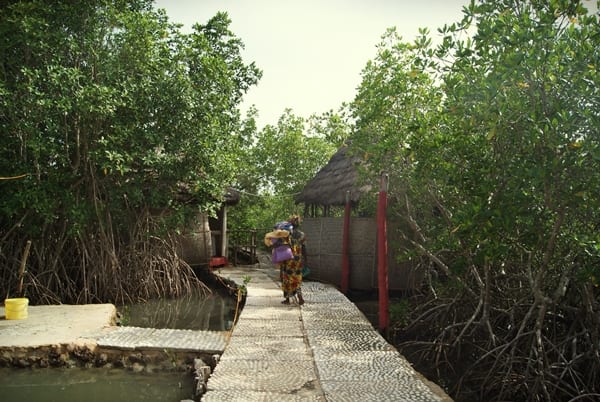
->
301, 217, 423, 291
301, 217, 376, 290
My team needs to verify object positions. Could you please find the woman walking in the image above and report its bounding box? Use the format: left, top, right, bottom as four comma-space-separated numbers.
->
265, 215, 306, 305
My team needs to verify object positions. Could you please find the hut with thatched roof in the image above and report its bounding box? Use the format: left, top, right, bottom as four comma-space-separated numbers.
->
295, 143, 422, 292
296, 143, 370, 217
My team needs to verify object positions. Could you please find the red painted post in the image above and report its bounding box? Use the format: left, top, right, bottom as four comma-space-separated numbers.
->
341, 191, 351, 294
377, 173, 389, 332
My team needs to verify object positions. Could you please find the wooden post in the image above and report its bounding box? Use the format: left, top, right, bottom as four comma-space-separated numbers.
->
251, 229, 257, 264
377, 173, 389, 332
221, 205, 228, 260
341, 191, 351, 294
17, 240, 32, 297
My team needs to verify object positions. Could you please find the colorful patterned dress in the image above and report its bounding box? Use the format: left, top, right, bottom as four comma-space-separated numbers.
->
280, 229, 305, 303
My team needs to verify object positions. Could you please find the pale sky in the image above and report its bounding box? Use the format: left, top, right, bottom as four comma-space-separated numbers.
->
154, 0, 469, 129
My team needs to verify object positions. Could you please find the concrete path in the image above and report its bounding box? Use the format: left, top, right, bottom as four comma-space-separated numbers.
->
205, 266, 452, 402
0, 265, 452, 401
0, 303, 227, 355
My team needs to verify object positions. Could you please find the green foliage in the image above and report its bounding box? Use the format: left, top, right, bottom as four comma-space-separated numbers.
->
306, 106, 352, 146
350, 27, 445, 217
421, 0, 600, 283
0, 0, 260, 303
389, 298, 410, 327
351, 1, 600, 401
237, 275, 252, 296
229, 109, 341, 231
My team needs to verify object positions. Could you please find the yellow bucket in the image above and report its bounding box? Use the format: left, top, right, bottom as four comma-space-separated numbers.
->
4, 298, 29, 320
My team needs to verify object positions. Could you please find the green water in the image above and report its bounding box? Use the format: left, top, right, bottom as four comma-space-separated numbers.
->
0, 367, 194, 402
120, 290, 237, 331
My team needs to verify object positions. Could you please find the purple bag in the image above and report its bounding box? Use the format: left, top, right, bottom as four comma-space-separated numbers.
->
272, 244, 293, 263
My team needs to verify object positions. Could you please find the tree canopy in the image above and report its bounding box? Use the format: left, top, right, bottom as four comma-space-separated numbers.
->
0, 0, 261, 303
350, 1, 600, 400
228, 108, 344, 231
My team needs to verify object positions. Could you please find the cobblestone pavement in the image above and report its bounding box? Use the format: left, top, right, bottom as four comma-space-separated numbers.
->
0, 265, 452, 401
203, 266, 452, 402
96, 326, 227, 354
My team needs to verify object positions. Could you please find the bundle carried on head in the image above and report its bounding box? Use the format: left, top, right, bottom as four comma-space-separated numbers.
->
264, 216, 302, 247
264, 228, 290, 247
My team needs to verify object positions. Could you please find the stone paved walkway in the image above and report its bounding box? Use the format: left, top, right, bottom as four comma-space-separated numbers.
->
204, 266, 452, 402
0, 265, 452, 401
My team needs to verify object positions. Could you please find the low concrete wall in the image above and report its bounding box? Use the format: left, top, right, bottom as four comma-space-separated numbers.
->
0, 342, 218, 372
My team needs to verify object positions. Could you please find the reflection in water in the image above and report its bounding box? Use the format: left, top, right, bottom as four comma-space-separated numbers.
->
119, 289, 237, 331
0, 367, 194, 402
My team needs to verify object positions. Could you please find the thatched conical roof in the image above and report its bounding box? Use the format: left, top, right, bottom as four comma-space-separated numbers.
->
295, 143, 370, 206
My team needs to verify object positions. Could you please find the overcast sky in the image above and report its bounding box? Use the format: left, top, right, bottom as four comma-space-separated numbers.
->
154, 0, 469, 129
